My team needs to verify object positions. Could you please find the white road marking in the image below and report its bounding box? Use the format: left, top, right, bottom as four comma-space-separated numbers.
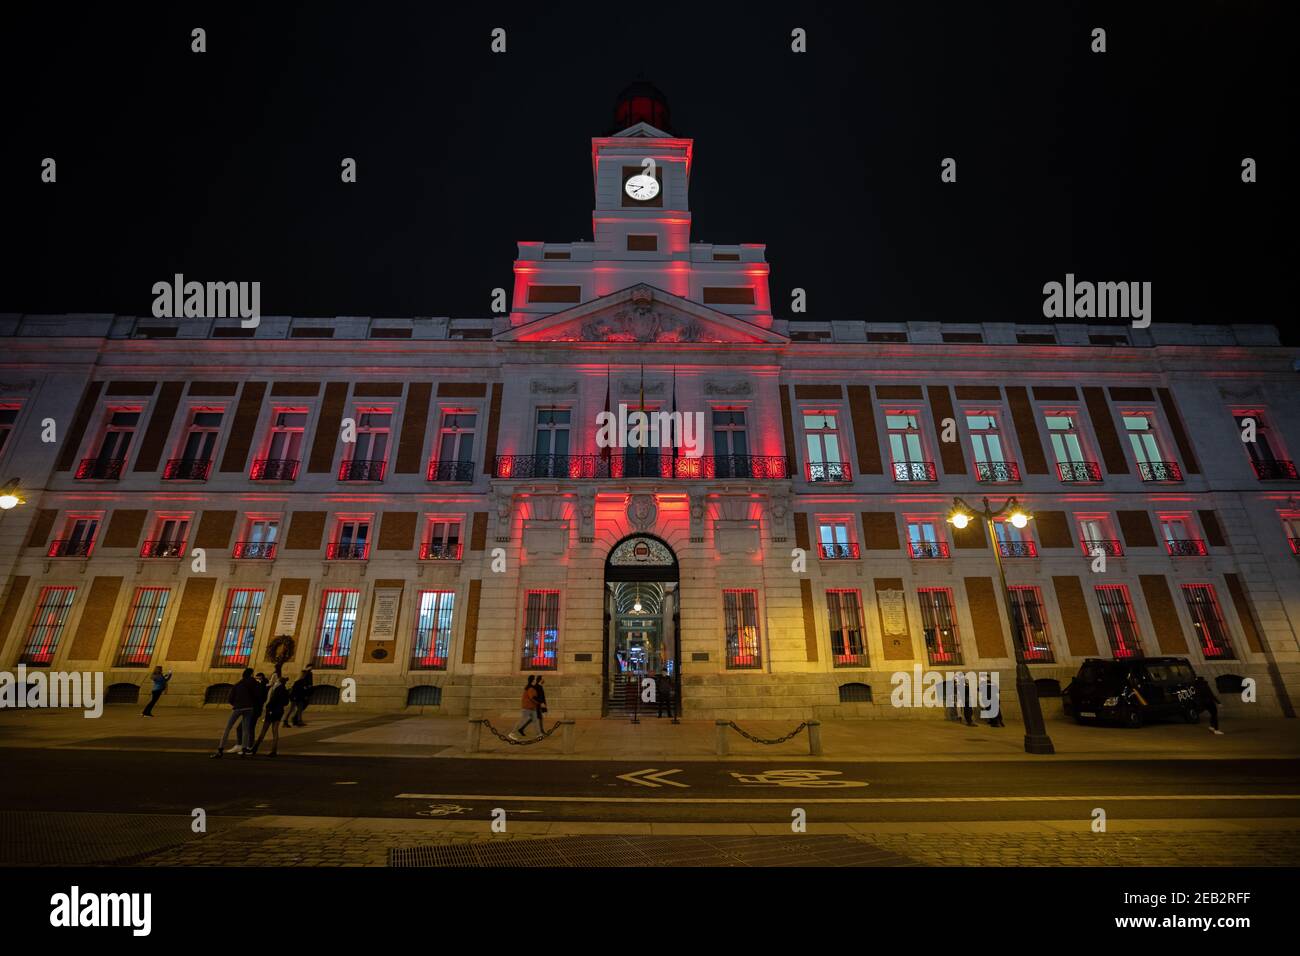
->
394, 792, 1300, 805
616, 768, 689, 788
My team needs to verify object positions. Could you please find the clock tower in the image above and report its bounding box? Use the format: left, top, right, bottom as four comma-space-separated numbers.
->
507, 83, 773, 331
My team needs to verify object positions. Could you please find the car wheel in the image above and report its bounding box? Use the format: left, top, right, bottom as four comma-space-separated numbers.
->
1182, 706, 1200, 724
1122, 707, 1144, 728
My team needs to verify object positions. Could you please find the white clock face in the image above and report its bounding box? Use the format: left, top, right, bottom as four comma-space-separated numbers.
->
625, 173, 660, 201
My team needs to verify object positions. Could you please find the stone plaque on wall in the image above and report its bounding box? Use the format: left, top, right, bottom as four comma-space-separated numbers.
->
368, 588, 402, 642
274, 595, 303, 637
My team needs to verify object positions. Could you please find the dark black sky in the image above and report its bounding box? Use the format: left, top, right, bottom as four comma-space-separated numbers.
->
2, 2, 1295, 333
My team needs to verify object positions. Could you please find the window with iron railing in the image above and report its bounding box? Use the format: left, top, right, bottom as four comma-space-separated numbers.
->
433, 411, 478, 481
340, 409, 391, 481
803, 411, 850, 482
918, 587, 961, 665
1045, 414, 1100, 482
421, 519, 463, 560
234, 519, 279, 559
18, 586, 77, 665
521, 590, 560, 670
1008, 586, 1054, 662
141, 517, 189, 559
328, 520, 371, 560
48, 517, 98, 558
166, 409, 223, 480
1234, 411, 1297, 480
1181, 584, 1235, 660
1123, 412, 1181, 482
994, 520, 1037, 558
1078, 516, 1122, 557
78, 408, 140, 479
212, 588, 264, 667
313, 589, 359, 668
827, 589, 867, 667
1095, 585, 1143, 658
115, 587, 170, 667
411, 590, 456, 670
1161, 518, 1206, 556
966, 412, 1019, 483
253, 409, 307, 481
723, 589, 762, 669
817, 519, 857, 559
907, 520, 949, 559
887, 413, 935, 482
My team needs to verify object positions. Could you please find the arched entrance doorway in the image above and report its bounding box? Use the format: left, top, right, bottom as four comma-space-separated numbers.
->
603, 534, 680, 717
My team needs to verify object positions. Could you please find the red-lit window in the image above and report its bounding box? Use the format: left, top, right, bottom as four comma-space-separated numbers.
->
803, 410, 850, 482
18, 586, 77, 665
1095, 585, 1144, 658
78, 407, 141, 479
313, 589, 360, 668
1077, 514, 1122, 557
1160, 515, 1206, 556
328, 518, 371, 560
115, 587, 170, 667
816, 516, 858, 559
886, 412, 935, 481
1233, 408, 1296, 479
1122, 410, 1181, 481
723, 589, 762, 669
993, 518, 1037, 558
906, 518, 949, 559
521, 590, 560, 670
421, 517, 463, 560
212, 589, 265, 667
966, 410, 1020, 482
252, 408, 307, 480
0, 403, 22, 458
340, 407, 392, 481
234, 516, 279, 559
431, 410, 477, 481
1181, 584, 1236, 660
48, 515, 99, 558
412, 590, 456, 670
166, 408, 224, 479
141, 514, 190, 559
827, 589, 867, 667
918, 587, 962, 665
1007, 586, 1054, 662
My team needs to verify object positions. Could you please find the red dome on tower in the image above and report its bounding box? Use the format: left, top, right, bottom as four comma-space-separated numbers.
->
612, 81, 672, 134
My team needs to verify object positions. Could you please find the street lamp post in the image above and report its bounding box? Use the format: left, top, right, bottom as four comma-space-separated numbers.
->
947, 495, 1055, 755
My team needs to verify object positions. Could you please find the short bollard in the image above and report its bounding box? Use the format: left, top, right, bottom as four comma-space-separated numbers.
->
807, 719, 823, 756
715, 719, 730, 756
466, 718, 482, 753
561, 719, 576, 754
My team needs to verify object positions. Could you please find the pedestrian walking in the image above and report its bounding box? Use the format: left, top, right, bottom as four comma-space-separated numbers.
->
141, 666, 173, 717
253, 673, 290, 756
237, 672, 269, 750
284, 665, 313, 727
212, 668, 259, 758
508, 676, 540, 740
1194, 675, 1224, 734
533, 675, 548, 734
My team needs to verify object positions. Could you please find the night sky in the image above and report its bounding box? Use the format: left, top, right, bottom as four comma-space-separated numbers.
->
2, 2, 1294, 335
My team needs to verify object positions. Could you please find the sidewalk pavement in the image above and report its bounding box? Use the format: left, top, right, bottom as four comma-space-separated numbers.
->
2, 706, 1297, 761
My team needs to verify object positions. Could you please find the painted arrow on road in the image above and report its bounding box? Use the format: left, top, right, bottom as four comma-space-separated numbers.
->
616, 768, 689, 788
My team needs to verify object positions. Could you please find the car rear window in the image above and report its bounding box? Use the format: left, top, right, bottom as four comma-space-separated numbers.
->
1077, 663, 1114, 683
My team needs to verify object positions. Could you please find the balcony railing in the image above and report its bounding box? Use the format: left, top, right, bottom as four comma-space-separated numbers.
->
326, 543, 369, 560
1251, 459, 1299, 480
428, 459, 475, 482
1137, 460, 1183, 482
909, 541, 950, 559
806, 460, 852, 483
892, 460, 937, 482
232, 540, 277, 559
48, 538, 94, 558
818, 542, 860, 559
1081, 538, 1124, 557
1056, 460, 1102, 483
998, 540, 1038, 558
140, 539, 186, 559
1166, 538, 1208, 557
338, 458, 387, 482
162, 458, 212, 481
975, 460, 1021, 483
76, 458, 125, 480
251, 458, 300, 481
492, 453, 789, 481
420, 541, 463, 560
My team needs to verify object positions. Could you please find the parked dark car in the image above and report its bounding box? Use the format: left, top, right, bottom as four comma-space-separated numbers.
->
1062, 657, 1200, 727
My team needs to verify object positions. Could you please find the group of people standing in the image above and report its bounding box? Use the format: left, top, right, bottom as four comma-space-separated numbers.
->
210, 666, 315, 757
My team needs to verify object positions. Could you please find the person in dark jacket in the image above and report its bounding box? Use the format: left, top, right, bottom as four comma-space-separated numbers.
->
253, 674, 290, 756
141, 666, 173, 717
237, 673, 269, 749
655, 670, 673, 718
284, 666, 314, 727
533, 676, 548, 733
1194, 676, 1224, 734
212, 668, 258, 758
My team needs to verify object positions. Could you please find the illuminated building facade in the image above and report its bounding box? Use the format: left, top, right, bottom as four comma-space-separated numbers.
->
2, 87, 1298, 719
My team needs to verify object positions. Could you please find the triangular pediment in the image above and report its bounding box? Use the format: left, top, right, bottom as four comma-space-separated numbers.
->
498, 284, 787, 345
610, 121, 672, 138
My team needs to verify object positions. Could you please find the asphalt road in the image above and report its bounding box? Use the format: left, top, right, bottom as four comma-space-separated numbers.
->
3, 747, 1299, 823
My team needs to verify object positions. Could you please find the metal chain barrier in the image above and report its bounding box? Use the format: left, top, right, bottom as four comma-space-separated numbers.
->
476, 718, 563, 746
724, 720, 809, 745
